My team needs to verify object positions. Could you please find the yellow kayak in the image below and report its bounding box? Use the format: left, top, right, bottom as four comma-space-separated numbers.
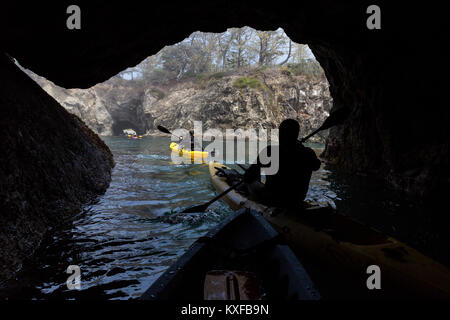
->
209, 161, 450, 298
170, 142, 208, 161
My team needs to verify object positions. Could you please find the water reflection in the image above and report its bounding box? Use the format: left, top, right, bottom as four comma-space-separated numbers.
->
323, 163, 450, 268
1, 136, 447, 300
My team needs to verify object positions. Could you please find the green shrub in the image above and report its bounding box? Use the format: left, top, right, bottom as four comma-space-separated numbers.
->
281, 68, 292, 76
286, 60, 325, 79
210, 72, 227, 79
149, 88, 165, 99
233, 76, 262, 89
195, 73, 208, 81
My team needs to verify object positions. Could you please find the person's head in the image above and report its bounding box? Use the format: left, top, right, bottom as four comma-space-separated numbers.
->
179, 136, 183, 141
189, 130, 194, 137
279, 119, 300, 143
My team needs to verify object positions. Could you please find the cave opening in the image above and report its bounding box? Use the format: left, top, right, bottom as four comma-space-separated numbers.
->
112, 120, 141, 136
20, 26, 332, 143
2, 2, 450, 299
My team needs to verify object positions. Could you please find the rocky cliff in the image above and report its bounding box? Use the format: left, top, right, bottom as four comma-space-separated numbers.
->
0, 54, 114, 284
26, 68, 333, 142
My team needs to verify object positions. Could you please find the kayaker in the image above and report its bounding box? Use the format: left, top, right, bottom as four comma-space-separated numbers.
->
188, 129, 204, 152
178, 135, 184, 148
244, 119, 321, 208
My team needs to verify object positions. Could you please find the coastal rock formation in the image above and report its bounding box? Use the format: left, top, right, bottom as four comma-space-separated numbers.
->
25, 71, 150, 136
27, 68, 333, 142
0, 55, 114, 284
145, 70, 332, 142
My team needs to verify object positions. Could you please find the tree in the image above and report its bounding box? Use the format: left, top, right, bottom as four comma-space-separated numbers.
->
114, 26, 319, 83
252, 29, 288, 66
217, 31, 234, 71
292, 43, 310, 63
228, 27, 253, 69
187, 32, 216, 74
160, 43, 192, 79
278, 39, 292, 66
139, 55, 159, 79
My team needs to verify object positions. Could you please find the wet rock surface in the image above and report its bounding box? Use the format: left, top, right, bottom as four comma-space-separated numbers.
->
25, 71, 149, 136
2, 2, 448, 201
0, 55, 114, 284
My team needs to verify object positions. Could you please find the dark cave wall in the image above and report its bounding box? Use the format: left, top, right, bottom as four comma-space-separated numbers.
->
2, 1, 445, 201
0, 54, 114, 283
314, 35, 450, 201
0, 1, 449, 282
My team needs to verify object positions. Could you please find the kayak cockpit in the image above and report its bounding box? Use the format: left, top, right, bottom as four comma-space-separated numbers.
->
140, 208, 320, 300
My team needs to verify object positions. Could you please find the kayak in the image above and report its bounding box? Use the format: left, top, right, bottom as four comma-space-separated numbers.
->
140, 208, 320, 300
170, 142, 208, 160
209, 161, 450, 298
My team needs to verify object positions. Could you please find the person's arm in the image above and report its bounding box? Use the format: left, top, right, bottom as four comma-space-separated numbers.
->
243, 146, 271, 183
178, 139, 184, 150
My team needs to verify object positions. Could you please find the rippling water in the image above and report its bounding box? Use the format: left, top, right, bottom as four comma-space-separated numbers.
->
0, 136, 335, 300
2, 136, 447, 300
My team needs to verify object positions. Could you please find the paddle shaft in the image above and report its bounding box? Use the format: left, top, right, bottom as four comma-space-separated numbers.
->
300, 128, 321, 143
300, 107, 349, 143
204, 180, 244, 207
172, 108, 349, 213
181, 180, 244, 213
194, 109, 349, 211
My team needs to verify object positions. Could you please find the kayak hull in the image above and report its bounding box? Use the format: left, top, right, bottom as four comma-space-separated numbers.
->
209, 161, 450, 298
141, 208, 320, 300
170, 142, 208, 161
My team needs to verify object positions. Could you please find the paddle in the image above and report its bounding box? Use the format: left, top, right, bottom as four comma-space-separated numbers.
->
181, 180, 244, 213
158, 124, 217, 156
300, 106, 350, 143
177, 107, 350, 213
157, 125, 181, 139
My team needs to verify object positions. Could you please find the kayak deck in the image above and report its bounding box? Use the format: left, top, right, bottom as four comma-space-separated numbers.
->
170, 142, 208, 160
209, 161, 450, 298
140, 208, 320, 300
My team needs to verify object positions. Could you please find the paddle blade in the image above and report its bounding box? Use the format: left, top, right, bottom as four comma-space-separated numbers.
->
300, 106, 350, 142
320, 106, 350, 131
181, 203, 208, 213
157, 125, 172, 135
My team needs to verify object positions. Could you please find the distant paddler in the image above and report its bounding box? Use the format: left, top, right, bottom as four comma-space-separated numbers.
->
188, 129, 204, 152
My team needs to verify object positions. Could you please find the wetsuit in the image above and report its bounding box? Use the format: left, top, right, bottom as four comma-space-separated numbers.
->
189, 135, 203, 151
245, 142, 321, 208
